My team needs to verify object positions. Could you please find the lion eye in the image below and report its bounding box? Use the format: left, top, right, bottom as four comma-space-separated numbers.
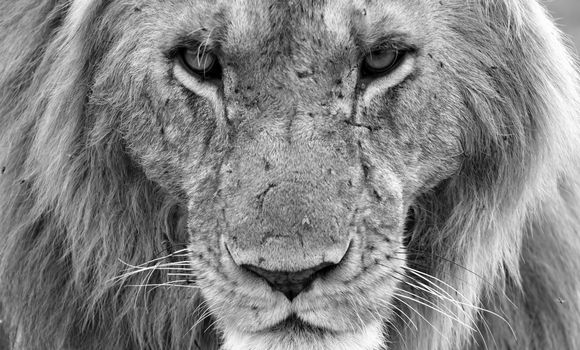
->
361, 49, 403, 77
180, 49, 222, 80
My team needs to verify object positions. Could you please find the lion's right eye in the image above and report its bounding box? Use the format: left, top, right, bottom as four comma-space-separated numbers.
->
179, 48, 222, 80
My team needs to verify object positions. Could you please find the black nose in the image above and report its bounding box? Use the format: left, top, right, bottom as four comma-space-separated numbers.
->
242, 262, 336, 301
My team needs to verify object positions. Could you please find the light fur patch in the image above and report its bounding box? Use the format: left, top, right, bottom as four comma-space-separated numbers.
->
67, 0, 100, 34
362, 56, 416, 105
322, 0, 365, 42
173, 64, 225, 121
225, 0, 271, 50
222, 321, 384, 350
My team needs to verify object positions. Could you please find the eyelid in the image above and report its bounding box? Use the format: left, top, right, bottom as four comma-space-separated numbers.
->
164, 35, 219, 60
361, 32, 418, 51
366, 43, 416, 56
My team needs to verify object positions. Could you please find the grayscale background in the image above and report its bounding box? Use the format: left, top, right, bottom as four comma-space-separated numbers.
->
548, 0, 580, 50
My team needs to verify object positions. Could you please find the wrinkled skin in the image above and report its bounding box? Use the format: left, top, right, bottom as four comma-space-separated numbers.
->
110, 0, 459, 347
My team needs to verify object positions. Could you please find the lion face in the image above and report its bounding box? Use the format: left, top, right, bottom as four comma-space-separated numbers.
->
91, 0, 462, 348
4, 0, 580, 349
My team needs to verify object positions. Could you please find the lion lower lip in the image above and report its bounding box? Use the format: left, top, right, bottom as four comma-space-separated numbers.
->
267, 314, 329, 334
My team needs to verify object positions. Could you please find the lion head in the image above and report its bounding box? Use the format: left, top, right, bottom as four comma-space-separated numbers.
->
1, 0, 580, 349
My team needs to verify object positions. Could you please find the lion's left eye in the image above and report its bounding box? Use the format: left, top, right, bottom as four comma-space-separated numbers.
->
361, 49, 404, 77
179, 49, 222, 80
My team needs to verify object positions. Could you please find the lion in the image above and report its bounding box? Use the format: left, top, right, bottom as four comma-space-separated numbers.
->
1, 0, 579, 349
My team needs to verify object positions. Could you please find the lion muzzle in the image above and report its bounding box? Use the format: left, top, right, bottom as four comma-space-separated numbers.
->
219, 123, 361, 300
223, 178, 353, 299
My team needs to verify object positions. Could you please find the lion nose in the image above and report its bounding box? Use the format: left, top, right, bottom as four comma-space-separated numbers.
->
241, 262, 336, 301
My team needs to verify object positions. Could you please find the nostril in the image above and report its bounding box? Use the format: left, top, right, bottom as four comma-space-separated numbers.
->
242, 262, 337, 301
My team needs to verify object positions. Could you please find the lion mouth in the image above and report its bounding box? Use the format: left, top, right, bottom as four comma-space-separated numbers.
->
267, 314, 329, 335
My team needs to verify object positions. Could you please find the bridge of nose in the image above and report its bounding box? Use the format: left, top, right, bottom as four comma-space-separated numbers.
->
221, 86, 360, 271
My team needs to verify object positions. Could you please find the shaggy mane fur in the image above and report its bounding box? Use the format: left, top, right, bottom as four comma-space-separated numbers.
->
1, 1, 579, 349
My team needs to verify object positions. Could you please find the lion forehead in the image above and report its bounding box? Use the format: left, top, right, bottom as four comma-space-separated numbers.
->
143, 0, 430, 55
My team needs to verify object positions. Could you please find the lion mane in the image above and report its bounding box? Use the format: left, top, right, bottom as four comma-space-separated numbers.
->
1, 1, 579, 350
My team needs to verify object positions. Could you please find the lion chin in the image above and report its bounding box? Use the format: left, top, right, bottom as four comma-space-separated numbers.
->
222, 321, 384, 350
